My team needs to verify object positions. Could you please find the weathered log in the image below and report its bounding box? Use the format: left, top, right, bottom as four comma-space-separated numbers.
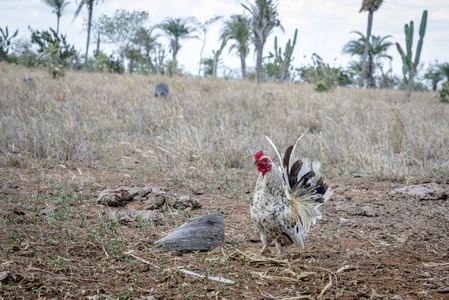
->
154, 214, 224, 252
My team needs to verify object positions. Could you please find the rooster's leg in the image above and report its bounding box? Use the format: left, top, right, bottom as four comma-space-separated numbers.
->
275, 240, 284, 260
259, 235, 270, 255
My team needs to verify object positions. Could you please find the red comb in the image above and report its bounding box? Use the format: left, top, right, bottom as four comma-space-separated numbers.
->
255, 151, 264, 161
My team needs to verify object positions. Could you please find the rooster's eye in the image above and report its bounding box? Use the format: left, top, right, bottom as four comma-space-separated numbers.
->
263, 159, 268, 162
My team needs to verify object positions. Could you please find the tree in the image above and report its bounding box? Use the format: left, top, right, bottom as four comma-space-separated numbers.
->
132, 27, 160, 74
242, 0, 282, 83
396, 10, 427, 98
424, 61, 443, 91
358, 0, 383, 88
201, 56, 214, 77
196, 16, 223, 76
0, 26, 18, 61
220, 14, 251, 79
43, 0, 70, 35
212, 38, 227, 78
342, 31, 393, 87
30, 28, 77, 77
295, 54, 351, 92
158, 17, 197, 73
74, 0, 104, 71
439, 63, 449, 82
95, 10, 151, 73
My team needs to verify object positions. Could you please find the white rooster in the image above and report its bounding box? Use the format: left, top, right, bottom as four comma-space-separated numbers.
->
251, 134, 332, 259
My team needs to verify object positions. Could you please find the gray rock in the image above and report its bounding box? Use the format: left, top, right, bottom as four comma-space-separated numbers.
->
391, 183, 448, 200
154, 214, 224, 252
352, 205, 377, 217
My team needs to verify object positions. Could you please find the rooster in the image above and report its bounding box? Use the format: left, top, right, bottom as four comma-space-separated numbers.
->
251, 134, 332, 259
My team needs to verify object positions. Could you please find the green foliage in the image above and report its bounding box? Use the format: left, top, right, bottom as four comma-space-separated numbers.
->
6, 38, 39, 67
220, 14, 250, 79
106, 54, 125, 74
30, 27, 77, 78
342, 31, 393, 88
242, 0, 282, 83
438, 82, 449, 103
439, 63, 449, 81
424, 61, 444, 91
201, 56, 214, 77
158, 17, 198, 71
43, 43, 66, 78
265, 29, 297, 81
360, 0, 383, 12
295, 54, 351, 92
0, 26, 19, 61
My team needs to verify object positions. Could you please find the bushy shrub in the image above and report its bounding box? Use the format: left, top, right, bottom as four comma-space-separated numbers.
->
295, 54, 351, 92
106, 54, 125, 74
438, 82, 449, 103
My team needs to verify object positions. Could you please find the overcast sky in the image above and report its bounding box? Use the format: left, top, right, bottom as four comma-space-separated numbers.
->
1, 0, 448, 78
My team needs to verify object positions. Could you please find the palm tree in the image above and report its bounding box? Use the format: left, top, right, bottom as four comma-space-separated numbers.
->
158, 17, 197, 73
220, 14, 251, 79
74, 0, 103, 70
242, 0, 282, 83
132, 27, 160, 74
43, 0, 70, 35
343, 31, 393, 87
359, 0, 383, 88
196, 16, 223, 76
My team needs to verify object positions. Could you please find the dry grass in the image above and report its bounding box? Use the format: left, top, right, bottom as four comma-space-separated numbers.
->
1, 63, 448, 184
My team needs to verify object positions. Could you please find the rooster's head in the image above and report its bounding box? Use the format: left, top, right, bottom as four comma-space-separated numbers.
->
254, 151, 272, 176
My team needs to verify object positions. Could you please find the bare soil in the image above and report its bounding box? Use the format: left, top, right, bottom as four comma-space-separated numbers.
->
1, 165, 448, 299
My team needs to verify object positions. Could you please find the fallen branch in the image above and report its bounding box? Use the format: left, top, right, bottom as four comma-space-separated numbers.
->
251, 271, 315, 283
422, 262, 449, 267
123, 251, 161, 270
179, 268, 234, 284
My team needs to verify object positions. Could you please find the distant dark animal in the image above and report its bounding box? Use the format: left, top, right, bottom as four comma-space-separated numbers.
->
154, 83, 169, 98
22, 77, 35, 88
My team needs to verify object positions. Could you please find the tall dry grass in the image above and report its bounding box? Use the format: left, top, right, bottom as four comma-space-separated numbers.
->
1, 63, 448, 187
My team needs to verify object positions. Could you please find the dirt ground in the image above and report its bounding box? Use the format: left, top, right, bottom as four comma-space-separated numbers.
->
1, 165, 448, 299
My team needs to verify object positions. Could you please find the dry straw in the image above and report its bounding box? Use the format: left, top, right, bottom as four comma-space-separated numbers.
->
1, 63, 448, 184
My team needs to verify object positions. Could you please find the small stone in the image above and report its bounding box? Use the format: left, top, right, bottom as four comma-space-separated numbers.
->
352, 205, 377, 217
173, 196, 202, 210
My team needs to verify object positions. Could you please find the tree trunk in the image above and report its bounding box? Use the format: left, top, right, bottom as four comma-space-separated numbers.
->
56, 15, 60, 36
83, 4, 93, 71
359, 8, 374, 88
406, 66, 415, 99
240, 51, 247, 79
129, 59, 134, 74
255, 42, 264, 83
94, 32, 100, 72
198, 29, 206, 76
213, 52, 219, 78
